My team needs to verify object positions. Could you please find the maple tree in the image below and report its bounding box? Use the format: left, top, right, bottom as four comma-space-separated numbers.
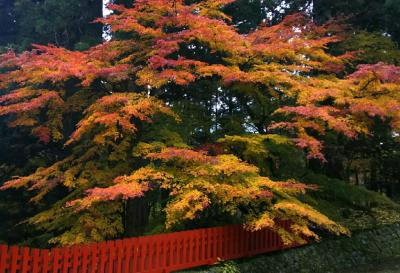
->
69, 145, 347, 244
0, 0, 399, 246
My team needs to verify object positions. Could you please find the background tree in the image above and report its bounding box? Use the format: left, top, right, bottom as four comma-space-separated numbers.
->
314, 0, 400, 43
0, 0, 103, 51
0, 0, 17, 46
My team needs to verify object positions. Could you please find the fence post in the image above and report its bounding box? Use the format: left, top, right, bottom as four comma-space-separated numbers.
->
41, 249, 50, 273
31, 248, 40, 273
0, 245, 9, 273
70, 245, 80, 273
107, 241, 116, 273
115, 240, 123, 273
21, 247, 31, 273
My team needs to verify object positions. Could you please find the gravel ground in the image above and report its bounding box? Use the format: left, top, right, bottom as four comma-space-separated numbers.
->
340, 259, 400, 273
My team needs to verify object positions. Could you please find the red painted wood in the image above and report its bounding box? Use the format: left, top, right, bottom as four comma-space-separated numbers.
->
211, 227, 217, 261
115, 240, 123, 273
177, 236, 182, 266
107, 241, 116, 273
62, 247, 71, 273
215, 227, 220, 259
220, 227, 225, 258
131, 238, 139, 273
31, 249, 40, 273
138, 238, 146, 272
0, 245, 9, 273
52, 248, 61, 273
147, 237, 152, 272
0, 223, 304, 273
187, 232, 192, 265
146, 237, 153, 272
80, 244, 89, 273
71, 245, 80, 273
255, 229, 260, 253
230, 226, 236, 258
192, 231, 200, 269
21, 247, 31, 273
10, 246, 21, 273
122, 239, 131, 273
154, 236, 161, 272
98, 241, 107, 273
163, 235, 170, 269
41, 249, 50, 273
173, 235, 178, 267
191, 230, 196, 264
175, 234, 181, 270
88, 244, 97, 273
201, 229, 207, 263
224, 226, 231, 259
155, 237, 163, 272
158, 236, 164, 271
215, 228, 220, 259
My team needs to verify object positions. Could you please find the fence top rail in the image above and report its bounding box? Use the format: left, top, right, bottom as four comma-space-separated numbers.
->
0, 220, 296, 253
0, 223, 250, 250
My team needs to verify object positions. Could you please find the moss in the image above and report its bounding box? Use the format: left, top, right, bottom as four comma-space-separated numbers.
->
300, 172, 400, 231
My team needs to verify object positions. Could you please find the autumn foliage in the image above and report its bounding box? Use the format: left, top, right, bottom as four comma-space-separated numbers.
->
0, 0, 399, 246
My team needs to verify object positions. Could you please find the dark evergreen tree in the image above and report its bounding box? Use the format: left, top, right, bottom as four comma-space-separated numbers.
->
0, 0, 103, 50
0, 0, 17, 46
314, 0, 400, 43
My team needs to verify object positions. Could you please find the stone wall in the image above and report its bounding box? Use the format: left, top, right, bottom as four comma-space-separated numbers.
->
178, 223, 400, 273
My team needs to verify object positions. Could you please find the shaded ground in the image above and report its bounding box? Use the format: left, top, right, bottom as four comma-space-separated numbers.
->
341, 258, 400, 273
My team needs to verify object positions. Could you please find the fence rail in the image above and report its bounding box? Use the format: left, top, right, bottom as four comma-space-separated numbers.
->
0, 222, 303, 273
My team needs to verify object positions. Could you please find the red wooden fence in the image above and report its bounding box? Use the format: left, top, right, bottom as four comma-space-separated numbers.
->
0, 222, 303, 273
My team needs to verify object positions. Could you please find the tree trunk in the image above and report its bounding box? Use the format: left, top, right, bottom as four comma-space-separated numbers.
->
124, 195, 152, 236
